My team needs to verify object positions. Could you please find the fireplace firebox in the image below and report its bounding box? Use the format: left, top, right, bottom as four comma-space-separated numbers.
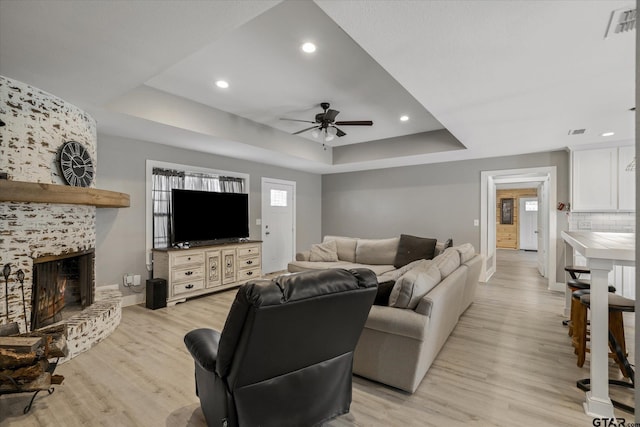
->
31, 249, 95, 331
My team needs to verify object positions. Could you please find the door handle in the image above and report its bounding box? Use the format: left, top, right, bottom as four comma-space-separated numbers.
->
265, 232, 270, 235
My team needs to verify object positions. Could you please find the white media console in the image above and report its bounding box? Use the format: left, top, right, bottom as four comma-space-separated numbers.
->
152, 240, 262, 306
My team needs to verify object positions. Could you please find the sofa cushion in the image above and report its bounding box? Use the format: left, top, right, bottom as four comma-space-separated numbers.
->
454, 243, 475, 263
323, 236, 358, 262
309, 240, 339, 262
377, 259, 428, 283
355, 237, 400, 265
433, 247, 460, 278
393, 234, 437, 268
388, 261, 441, 309
373, 280, 396, 306
287, 260, 353, 273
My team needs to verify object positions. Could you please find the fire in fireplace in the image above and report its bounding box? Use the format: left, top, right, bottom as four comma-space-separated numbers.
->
31, 249, 94, 330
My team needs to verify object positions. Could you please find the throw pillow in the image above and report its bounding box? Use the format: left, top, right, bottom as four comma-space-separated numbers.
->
388, 261, 442, 309
454, 243, 475, 263
373, 280, 396, 306
323, 235, 358, 262
393, 234, 437, 268
433, 247, 460, 278
309, 240, 339, 262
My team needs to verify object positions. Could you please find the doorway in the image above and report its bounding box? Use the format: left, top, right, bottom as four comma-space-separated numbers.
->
261, 178, 296, 274
480, 166, 558, 291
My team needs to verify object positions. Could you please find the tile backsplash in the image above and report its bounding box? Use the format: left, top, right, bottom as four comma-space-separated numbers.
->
568, 212, 635, 232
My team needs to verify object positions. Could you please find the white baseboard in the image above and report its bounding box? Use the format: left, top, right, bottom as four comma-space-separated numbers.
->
549, 281, 565, 292
122, 292, 144, 307
99, 284, 119, 291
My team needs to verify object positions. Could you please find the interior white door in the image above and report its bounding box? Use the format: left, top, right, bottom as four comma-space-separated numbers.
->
536, 183, 547, 277
519, 197, 538, 251
261, 178, 295, 274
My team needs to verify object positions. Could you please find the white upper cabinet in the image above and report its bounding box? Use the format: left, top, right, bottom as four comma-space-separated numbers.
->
571, 145, 635, 212
617, 145, 635, 211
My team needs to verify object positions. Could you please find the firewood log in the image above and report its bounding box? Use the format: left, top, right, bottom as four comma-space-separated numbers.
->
0, 348, 37, 369
0, 372, 51, 392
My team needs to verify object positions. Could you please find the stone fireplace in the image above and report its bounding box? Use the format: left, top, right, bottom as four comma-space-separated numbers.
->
0, 75, 123, 362
31, 249, 95, 330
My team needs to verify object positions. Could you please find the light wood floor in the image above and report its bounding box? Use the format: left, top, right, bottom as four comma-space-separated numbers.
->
1, 250, 634, 426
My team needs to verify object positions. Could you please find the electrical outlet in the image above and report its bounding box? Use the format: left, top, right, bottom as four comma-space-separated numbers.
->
123, 274, 134, 286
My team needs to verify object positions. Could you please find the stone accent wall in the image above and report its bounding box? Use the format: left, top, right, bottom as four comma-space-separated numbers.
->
0, 76, 104, 339
0, 75, 97, 184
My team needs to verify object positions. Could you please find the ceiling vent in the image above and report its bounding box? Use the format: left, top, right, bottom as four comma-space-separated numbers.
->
568, 129, 586, 135
605, 6, 636, 38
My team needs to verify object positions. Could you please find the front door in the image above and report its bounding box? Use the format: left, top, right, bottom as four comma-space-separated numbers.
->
518, 197, 538, 251
261, 178, 295, 274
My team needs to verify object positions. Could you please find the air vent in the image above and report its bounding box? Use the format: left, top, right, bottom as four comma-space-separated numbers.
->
605, 7, 636, 38
568, 129, 586, 135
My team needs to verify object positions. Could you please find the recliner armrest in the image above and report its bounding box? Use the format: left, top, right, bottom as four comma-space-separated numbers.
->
184, 328, 221, 372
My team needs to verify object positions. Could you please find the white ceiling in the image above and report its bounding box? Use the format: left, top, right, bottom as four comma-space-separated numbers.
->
0, 0, 635, 174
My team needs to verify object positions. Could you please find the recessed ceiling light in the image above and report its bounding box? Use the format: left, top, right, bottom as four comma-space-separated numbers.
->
301, 42, 316, 53
601, 131, 615, 137
215, 80, 229, 89
400, 115, 409, 122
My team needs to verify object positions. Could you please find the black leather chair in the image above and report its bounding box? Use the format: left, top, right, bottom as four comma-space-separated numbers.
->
184, 268, 378, 427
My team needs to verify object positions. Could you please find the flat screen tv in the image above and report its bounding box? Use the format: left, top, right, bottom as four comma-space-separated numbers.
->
171, 189, 249, 246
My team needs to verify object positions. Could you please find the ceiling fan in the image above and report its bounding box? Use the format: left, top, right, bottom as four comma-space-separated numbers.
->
280, 102, 373, 142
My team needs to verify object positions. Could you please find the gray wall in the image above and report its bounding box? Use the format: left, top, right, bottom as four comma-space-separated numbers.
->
95, 134, 322, 295
322, 150, 569, 277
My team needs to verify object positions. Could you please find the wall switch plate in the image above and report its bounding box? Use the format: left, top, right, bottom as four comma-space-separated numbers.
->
133, 275, 141, 286
473, 219, 479, 227
256, 218, 261, 225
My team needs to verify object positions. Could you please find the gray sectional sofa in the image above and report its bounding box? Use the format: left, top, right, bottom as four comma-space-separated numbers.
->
289, 235, 482, 393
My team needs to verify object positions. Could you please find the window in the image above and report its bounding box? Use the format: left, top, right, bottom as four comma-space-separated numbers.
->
525, 200, 538, 212
152, 167, 246, 248
270, 189, 288, 207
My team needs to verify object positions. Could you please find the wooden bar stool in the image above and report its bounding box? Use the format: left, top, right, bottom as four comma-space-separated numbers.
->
573, 292, 634, 373
563, 265, 590, 327
567, 281, 616, 337
575, 293, 635, 414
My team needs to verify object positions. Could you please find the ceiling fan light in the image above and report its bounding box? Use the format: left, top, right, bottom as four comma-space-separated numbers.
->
310, 129, 320, 138
326, 126, 337, 136
324, 131, 335, 142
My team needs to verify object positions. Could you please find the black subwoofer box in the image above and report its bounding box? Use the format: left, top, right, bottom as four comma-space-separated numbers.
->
146, 278, 167, 310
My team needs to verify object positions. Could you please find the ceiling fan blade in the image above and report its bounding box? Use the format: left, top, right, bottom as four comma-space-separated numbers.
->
325, 109, 339, 122
334, 120, 373, 126
280, 118, 316, 124
335, 127, 346, 137
292, 125, 319, 135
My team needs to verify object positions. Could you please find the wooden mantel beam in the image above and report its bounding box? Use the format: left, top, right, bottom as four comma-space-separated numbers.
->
0, 180, 130, 208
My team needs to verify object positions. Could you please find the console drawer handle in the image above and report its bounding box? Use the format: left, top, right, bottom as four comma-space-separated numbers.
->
246, 260, 253, 265
185, 271, 193, 276
246, 271, 253, 276
185, 284, 194, 289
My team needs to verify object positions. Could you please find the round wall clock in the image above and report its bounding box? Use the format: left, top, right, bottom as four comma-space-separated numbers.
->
59, 141, 94, 187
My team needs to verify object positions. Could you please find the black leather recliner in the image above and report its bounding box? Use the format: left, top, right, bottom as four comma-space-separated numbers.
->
184, 268, 377, 427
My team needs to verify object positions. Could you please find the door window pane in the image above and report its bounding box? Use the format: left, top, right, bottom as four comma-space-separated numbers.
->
525, 200, 538, 211
271, 189, 287, 207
